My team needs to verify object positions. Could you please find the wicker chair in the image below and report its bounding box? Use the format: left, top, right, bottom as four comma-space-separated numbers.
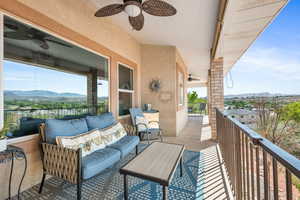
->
39, 123, 83, 200
129, 108, 163, 144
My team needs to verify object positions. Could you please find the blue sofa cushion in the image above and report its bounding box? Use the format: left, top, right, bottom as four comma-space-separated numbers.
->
82, 147, 121, 179
85, 112, 116, 130
109, 136, 140, 158
45, 118, 89, 144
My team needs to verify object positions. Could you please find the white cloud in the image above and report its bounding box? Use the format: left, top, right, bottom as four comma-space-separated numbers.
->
234, 46, 300, 80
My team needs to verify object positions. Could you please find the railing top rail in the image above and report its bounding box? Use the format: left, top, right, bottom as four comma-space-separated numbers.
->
4, 106, 100, 112
216, 108, 300, 178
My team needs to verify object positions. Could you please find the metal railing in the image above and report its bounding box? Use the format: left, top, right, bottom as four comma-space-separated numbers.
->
188, 103, 207, 114
2, 105, 108, 136
216, 108, 300, 200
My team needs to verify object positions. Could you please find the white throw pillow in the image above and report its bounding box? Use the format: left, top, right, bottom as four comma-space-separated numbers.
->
135, 116, 149, 132
100, 122, 127, 145
56, 129, 105, 157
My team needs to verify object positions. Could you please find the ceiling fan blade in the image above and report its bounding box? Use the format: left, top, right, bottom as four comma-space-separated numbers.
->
129, 13, 144, 31
142, 0, 177, 16
45, 38, 73, 48
4, 32, 29, 40
95, 4, 124, 17
4, 22, 19, 31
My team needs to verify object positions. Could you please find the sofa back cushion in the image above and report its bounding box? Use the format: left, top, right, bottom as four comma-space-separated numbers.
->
12, 117, 45, 137
45, 118, 89, 144
100, 122, 127, 145
56, 129, 105, 157
85, 112, 116, 130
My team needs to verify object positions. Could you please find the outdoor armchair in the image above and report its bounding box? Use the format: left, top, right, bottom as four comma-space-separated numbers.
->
129, 108, 163, 144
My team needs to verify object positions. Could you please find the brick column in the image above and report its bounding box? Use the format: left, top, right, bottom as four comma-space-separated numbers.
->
87, 69, 98, 114
208, 58, 224, 139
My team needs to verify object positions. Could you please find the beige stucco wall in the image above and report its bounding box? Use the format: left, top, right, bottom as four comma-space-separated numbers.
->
141, 45, 189, 136
175, 50, 188, 135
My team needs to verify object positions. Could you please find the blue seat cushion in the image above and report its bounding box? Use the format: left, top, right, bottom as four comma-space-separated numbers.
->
82, 148, 121, 179
45, 118, 88, 144
85, 112, 116, 130
109, 136, 140, 158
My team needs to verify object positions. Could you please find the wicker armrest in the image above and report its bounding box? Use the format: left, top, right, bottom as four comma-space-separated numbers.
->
136, 122, 149, 132
41, 143, 81, 184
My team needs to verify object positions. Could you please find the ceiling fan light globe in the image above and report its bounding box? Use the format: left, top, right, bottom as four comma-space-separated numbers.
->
125, 4, 141, 17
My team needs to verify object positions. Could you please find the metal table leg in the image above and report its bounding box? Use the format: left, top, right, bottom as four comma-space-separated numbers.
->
124, 175, 128, 200
163, 186, 168, 200
18, 151, 27, 200
8, 152, 14, 200
180, 157, 183, 177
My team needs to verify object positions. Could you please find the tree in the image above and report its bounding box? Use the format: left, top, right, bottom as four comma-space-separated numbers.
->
254, 98, 300, 151
188, 91, 198, 103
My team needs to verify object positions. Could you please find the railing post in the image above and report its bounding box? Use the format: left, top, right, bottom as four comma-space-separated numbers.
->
235, 125, 242, 200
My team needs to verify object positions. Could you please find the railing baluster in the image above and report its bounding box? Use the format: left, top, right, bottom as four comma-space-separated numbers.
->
242, 133, 247, 199
250, 143, 255, 200
263, 150, 269, 200
286, 169, 292, 200
246, 136, 250, 200
272, 158, 278, 200
256, 147, 261, 200
235, 126, 243, 200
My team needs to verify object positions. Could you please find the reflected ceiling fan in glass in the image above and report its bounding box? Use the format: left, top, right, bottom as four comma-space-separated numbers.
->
4, 19, 73, 50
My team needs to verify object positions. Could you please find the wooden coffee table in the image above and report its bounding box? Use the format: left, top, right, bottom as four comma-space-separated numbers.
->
120, 142, 185, 200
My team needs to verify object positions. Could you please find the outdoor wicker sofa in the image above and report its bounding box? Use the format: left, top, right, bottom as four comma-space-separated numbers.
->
38, 112, 140, 200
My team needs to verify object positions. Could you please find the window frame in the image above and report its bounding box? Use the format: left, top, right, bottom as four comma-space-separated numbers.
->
178, 70, 184, 106
117, 62, 135, 117
1, 13, 112, 140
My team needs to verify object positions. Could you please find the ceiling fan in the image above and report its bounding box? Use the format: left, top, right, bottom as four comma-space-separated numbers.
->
188, 74, 201, 82
4, 20, 73, 50
94, 0, 177, 31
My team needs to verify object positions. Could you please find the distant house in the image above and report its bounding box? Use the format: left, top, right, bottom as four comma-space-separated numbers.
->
225, 109, 257, 128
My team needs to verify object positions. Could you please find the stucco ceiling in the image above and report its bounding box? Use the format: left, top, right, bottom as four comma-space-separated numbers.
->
90, 0, 219, 83
89, 0, 288, 86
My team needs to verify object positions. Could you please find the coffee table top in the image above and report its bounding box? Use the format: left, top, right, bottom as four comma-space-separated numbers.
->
120, 142, 185, 186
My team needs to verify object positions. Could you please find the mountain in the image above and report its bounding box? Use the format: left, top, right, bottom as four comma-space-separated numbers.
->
4, 90, 85, 98
224, 92, 297, 99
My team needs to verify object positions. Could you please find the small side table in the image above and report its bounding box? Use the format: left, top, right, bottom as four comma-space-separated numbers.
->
0, 145, 27, 200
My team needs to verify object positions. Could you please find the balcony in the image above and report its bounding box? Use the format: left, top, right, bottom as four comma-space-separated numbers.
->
2, 108, 300, 199
0, 1, 293, 199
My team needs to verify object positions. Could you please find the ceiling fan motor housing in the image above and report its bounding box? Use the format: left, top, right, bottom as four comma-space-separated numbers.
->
124, 0, 142, 3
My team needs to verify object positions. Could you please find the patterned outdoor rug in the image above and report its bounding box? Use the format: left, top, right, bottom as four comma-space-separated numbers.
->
17, 144, 205, 200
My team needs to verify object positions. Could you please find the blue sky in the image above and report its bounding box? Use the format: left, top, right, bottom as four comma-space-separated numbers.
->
4, 60, 109, 97
191, 0, 300, 97
4, 0, 300, 97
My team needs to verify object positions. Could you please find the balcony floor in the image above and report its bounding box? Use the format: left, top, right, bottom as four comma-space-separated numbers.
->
164, 115, 233, 200
15, 115, 233, 200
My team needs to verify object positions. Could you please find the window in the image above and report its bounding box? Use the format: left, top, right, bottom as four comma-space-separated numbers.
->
118, 64, 134, 116
2, 15, 110, 138
178, 70, 184, 106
